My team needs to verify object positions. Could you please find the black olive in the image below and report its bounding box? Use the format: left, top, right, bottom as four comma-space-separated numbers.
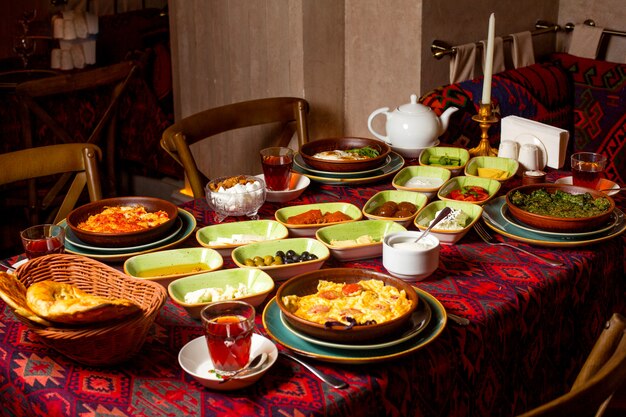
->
284, 258, 295, 264
307, 253, 318, 260
276, 250, 285, 258
301, 251, 309, 258
286, 249, 296, 257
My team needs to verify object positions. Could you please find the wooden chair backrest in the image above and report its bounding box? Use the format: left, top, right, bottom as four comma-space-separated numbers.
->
0, 143, 102, 224
517, 313, 626, 417
160, 97, 309, 198
15, 61, 137, 196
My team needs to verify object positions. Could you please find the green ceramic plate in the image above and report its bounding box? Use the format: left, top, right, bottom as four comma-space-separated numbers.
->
482, 196, 626, 247
62, 208, 197, 262
262, 287, 446, 364
123, 247, 224, 287
315, 220, 407, 261
196, 220, 289, 257
168, 268, 275, 319
292, 152, 404, 185
414, 200, 483, 244
464, 156, 518, 181
437, 175, 501, 206
231, 237, 330, 281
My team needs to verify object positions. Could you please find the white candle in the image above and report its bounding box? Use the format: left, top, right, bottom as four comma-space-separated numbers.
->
482, 13, 495, 104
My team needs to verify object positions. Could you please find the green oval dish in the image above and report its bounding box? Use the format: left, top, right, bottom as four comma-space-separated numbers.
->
437, 175, 501, 206
464, 156, 519, 182
196, 219, 289, 257
414, 200, 483, 244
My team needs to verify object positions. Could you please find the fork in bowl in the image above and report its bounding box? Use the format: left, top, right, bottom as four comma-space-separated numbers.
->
473, 221, 563, 266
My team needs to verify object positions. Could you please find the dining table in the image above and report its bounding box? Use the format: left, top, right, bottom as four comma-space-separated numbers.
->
0, 160, 624, 417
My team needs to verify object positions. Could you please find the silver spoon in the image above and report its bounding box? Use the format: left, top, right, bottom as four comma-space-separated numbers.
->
218, 352, 267, 384
414, 206, 452, 243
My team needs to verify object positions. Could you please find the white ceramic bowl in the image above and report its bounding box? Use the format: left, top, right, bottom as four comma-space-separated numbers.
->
382, 231, 440, 281
205, 175, 266, 222
178, 333, 278, 391
256, 173, 310, 203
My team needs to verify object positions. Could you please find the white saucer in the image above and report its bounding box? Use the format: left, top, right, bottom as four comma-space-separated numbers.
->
256, 173, 310, 203
178, 333, 277, 391
555, 176, 620, 196
391, 140, 439, 159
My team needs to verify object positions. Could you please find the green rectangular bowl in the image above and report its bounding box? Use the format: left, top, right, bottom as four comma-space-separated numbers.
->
414, 200, 483, 244
362, 190, 428, 227
437, 175, 501, 206
464, 156, 519, 181
274, 202, 362, 237
168, 268, 275, 319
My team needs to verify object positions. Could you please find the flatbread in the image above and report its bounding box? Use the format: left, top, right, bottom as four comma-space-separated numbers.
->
26, 281, 141, 325
0, 272, 51, 326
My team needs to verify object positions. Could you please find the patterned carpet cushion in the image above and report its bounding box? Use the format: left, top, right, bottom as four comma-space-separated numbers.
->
550, 53, 626, 185
419, 62, 574, 150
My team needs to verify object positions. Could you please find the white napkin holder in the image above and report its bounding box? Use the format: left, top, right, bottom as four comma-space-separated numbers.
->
500, 115, 569, 169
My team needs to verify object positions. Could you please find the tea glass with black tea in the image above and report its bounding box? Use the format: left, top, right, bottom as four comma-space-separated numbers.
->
20, 224, 65, 259
200, 301, 256, 377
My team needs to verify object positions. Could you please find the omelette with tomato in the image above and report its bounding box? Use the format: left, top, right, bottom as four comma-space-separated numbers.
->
281, 279, 413, 326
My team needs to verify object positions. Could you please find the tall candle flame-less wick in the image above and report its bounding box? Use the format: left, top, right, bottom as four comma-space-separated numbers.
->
481, 13, 495, 104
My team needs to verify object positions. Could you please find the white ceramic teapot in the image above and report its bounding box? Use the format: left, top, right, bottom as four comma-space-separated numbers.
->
368, 94, 458, 154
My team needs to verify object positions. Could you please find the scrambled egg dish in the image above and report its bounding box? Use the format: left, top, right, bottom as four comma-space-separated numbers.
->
281, 279, 413, 326
78, 205, 170, 233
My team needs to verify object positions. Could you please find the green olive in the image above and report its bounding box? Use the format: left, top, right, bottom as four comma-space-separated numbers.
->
263, 255, 274, 266
244, 258, 255, 266
273, 255, 283, 265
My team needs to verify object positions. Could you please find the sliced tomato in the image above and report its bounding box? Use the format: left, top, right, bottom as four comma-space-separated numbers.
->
447, 186, 489, 202
342, 283, 362, 295
319, 290, 341, 300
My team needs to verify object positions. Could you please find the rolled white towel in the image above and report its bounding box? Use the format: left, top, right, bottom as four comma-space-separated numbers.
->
73, 12, 88, 39
85, 12, 99, 35
63, 17, 76, 40
50, 48, 61, 69
60, 49, 73, 70
83, 38, 96, 65
70, 43, 85, 69
52, 15, 64, 39
59, 40, 72, 50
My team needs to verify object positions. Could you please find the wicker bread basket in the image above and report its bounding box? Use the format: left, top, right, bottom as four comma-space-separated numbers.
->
14, 254, 167, 366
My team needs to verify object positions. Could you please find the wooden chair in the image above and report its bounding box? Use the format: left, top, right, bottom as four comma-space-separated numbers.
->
0, 143, 103, 226
517, 313, 626, 417
15, 61, 138, 196
160, 97, 309, 198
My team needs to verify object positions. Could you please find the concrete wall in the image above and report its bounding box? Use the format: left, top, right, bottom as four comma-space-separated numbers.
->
168, 0, 624, 179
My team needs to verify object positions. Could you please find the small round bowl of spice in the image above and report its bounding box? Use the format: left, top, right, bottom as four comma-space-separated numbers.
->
299, 137, 391, 172
505, 184, 615, 233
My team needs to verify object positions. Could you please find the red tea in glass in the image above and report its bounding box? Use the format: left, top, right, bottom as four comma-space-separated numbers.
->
260, 147, 294, 191
201, 301, 255, 376
571, 152, 607, 189
20, 224, 65, 259
205, 315, 253, 373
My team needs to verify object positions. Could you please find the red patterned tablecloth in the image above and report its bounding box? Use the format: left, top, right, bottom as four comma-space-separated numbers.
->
1, 175, 624, 417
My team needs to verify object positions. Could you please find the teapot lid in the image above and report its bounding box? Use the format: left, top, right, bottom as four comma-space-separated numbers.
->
397, 94, 429, 114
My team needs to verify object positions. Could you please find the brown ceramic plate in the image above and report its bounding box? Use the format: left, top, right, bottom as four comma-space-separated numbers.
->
276, 268, 418, 343
505, 184, 615, 233
66, 197, 179, 248
299, 137, 391, 172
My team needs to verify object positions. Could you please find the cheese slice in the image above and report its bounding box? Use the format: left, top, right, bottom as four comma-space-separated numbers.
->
477, 167, 508, 179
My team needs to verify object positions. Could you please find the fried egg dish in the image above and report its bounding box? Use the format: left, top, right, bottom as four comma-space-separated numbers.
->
281, 279, 413, 327
78, 205, 170, 233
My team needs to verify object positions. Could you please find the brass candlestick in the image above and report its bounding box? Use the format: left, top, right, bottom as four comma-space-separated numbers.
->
469, 102, 499, 157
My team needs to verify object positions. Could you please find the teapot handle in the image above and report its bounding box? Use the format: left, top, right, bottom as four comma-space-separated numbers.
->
367, 107, 391, 143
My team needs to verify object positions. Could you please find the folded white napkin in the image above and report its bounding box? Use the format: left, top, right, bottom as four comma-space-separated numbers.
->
51, 48, 61, 69
480, 36, 505, 74
74, 12, 89, 39
568, 24, 604, 59
511, 31, 535, 68
450, 43, 477, 84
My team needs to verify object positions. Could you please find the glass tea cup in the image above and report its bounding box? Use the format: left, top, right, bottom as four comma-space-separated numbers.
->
260, 147, 294, 191
571, 152, 607, 189
20, 224, 65, 259
200, 301, 256, 376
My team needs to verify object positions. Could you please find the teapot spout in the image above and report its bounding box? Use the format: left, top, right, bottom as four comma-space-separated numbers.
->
438, 106, 459, 135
